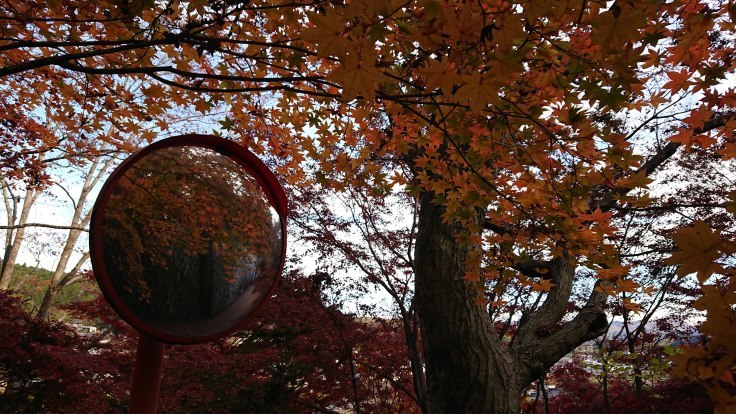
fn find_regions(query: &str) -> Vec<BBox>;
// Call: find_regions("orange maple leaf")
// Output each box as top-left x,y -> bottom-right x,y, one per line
463,271 -> 481,282
489,12 -> 526,52
666,221 -> 731,282
663,69 -> 692,92
597,265 -> 630,281
622,297 -> 642,313
668,128 -> 695,149
641,48 -> 661,69
416,59 -> 458,95
454,74 -> 501,112
301,11 -> 353,57
328,52 -> 387,100
530,278 -> 555,292
683,105 -> 714,130
617,278 -> 639,292
445,7 -> 483,44
578,208 -> 612,223
591,6 -> 639,50
720,369 -> 735,386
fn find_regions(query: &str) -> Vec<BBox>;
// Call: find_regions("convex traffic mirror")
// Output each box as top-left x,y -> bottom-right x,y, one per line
90,134 -> 287,344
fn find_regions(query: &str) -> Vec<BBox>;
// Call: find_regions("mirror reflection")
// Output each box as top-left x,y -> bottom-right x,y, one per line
101,145 -> 282,339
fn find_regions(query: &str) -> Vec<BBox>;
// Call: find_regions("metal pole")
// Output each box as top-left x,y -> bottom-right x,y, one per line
129,333 -> 165,414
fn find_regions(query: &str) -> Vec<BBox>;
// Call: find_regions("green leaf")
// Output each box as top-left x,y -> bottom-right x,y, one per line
219,117 -> 235,130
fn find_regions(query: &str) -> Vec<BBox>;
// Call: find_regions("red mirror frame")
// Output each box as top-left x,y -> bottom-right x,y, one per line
89,134 -> 288,344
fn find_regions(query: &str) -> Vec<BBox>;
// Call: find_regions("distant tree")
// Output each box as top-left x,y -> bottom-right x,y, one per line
522,353 -> 714,414
36,154 -> 119,319
0,270 -> 419,413
0,182 -> 41,289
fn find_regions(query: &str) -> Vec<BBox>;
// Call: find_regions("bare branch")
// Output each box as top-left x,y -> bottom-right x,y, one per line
0,223 -> 88,232
0,40 -> 171,77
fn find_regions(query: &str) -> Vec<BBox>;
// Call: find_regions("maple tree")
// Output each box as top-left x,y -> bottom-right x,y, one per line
2,0 -> 736,412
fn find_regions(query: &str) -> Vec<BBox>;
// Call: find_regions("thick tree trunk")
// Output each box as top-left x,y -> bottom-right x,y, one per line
414,192 -> 522,414
413,190 -> 611,413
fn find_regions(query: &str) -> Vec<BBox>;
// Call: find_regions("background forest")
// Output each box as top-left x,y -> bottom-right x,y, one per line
0,261 -> 717,413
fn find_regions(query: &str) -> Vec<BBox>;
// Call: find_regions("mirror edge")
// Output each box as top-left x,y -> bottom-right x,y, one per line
89,134 -> 288,345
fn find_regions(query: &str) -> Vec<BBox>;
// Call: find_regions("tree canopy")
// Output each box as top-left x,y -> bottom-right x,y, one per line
1,0 -> 736,412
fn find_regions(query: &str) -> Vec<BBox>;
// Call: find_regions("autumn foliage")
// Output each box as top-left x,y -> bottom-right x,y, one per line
0,272 -> 419,413
1,0 -> 736,412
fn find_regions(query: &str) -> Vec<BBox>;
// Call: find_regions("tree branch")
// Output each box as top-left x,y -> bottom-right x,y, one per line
592,112 -> 733,212
514,279 -> 609,384
58,61 -> 328,84
512,259 -> 552,280
0,40 -> 171,77
512,255 -> 576,350
0,223 -> 88,232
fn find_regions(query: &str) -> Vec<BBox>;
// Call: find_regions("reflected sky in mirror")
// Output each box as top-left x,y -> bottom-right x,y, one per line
101,146 -> 282,338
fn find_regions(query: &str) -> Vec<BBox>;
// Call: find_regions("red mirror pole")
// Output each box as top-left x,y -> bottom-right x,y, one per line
129,334 -> 165,414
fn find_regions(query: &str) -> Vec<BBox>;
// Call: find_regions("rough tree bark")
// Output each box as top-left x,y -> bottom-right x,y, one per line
415,191 -> 523,413
414,191 -> 609,413
1,180 -> 16,278
409,115 -> 735,412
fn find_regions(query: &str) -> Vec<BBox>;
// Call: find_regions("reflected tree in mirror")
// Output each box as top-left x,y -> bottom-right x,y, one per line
101,146 -> 282,338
